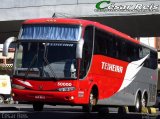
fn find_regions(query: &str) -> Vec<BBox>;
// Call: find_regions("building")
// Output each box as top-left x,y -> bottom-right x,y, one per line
0,44 -> 14,68
0,44 -> 14,75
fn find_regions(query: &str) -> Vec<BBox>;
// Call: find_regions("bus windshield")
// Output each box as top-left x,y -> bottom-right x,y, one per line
20,24 -> 81,41
14,42 -> 77,79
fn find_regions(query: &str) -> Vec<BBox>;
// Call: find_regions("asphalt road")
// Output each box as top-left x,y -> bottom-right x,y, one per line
0,104 -> 159,119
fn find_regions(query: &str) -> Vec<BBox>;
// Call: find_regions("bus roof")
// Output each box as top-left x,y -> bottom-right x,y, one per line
22,18 -> 156,51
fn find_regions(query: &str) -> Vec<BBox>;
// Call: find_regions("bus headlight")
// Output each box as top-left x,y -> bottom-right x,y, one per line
57,87 -> 75,92
12,84 -> 25,90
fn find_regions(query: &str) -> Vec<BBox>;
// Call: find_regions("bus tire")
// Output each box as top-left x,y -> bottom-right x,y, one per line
33,102 -> 44,111
135,94 -> 141,112
82,90 -> 97,113
129,94 -> 141,112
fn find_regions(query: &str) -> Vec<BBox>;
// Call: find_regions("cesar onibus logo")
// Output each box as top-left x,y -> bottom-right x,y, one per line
95,0 -> 111,10
95,0 -> 159,13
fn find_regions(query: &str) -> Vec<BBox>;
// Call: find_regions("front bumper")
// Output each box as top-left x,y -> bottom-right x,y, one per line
12,89 -> 85,105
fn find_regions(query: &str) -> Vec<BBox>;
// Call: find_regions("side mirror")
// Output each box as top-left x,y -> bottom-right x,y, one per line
3,37 -> 17,56
76,39 -> 84,59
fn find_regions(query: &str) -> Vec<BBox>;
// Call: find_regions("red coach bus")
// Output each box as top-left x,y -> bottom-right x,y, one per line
3,18 -> 157,112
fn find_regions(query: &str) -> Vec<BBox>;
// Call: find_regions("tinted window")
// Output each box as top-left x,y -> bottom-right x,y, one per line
80,26 -> 94,78
94,28 -> 157,69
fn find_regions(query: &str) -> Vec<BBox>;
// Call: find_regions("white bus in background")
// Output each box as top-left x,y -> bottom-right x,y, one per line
0,44 -> 14,103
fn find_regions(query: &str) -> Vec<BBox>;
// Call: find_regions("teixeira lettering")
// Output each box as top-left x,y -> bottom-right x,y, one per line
101,62 -> 123,73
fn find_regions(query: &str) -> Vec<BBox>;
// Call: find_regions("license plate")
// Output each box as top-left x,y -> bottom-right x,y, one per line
35,95 -> 45,99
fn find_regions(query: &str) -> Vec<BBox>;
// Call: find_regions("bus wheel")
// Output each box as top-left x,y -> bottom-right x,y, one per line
135,95 -> 141,112
33,102 -> 44,111
82,90 -> 97,113
129,95 -> 141,112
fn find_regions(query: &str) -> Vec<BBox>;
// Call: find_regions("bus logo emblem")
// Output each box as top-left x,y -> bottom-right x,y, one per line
39,85 -> 43,90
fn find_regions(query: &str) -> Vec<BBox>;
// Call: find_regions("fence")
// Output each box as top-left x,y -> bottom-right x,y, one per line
0,64 -> 13,75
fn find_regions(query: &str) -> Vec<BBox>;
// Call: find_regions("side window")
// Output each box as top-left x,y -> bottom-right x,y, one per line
94,28 -> 128,61
126,42 -> 139,62
143,48 -> 150,57
139,47 -> 143,59
107,36 -> 116,58
118,40 -> 127,61
126,43 -> 134,61
94,28 -> 115,57
133,45 -> 139,61
139,46 -> 157,69
94,29 -> 107,55
114,40 -> 119,58
142,47 -> 150,68
150,51 -> 157,69
80,26 -> 94,78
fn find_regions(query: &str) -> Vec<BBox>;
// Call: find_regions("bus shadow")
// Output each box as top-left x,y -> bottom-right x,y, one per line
0,107 -> 19,111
